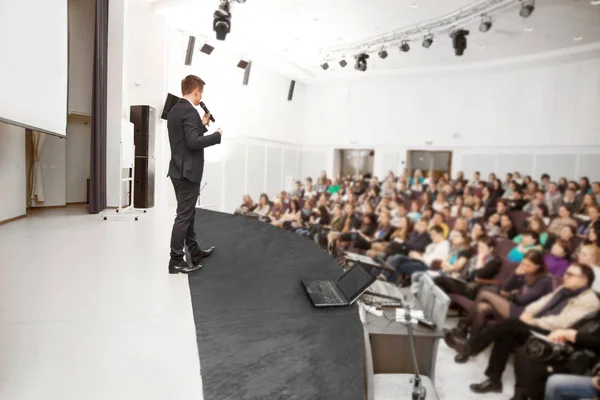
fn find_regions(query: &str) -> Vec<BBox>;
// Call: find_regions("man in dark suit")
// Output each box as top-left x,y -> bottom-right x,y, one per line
167,75 -> 222,274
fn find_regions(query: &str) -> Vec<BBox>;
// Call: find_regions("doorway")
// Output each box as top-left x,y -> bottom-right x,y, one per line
335,149 -> 375,179
407,150 -> 452,179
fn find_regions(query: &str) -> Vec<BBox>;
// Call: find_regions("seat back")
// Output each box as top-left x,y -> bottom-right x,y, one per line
509,211 -> 532,234
416,274 -> 451,329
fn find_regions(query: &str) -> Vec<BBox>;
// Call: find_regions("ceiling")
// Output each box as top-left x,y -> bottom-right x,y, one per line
152,0 -> 600,82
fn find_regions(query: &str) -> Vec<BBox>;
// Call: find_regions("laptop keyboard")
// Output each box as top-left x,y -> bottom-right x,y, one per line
314,281 -> 344,304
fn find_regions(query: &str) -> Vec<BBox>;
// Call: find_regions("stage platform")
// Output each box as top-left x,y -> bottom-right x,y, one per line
188,209 -> 365,400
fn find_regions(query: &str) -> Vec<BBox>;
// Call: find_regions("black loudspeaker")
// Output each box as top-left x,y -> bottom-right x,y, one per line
185,36 -> 196,66
288,80 -> 296,101
134,157 -> 155,209
130,105 -> 156,208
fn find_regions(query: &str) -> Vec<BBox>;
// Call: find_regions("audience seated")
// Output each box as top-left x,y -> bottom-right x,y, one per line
234,169 -> 600,398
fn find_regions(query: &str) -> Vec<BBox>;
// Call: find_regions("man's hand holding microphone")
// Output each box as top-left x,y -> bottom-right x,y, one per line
201,112 -> 223,136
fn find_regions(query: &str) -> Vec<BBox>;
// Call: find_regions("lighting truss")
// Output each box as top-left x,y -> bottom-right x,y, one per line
320,0 -> 521,59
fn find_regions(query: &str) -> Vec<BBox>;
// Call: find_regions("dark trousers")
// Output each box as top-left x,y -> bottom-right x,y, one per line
383,255 -> 428,282
170,177 -> 201,260
469,318 -> 549,381
514,347 -> 572,400
434,276 -> 472,298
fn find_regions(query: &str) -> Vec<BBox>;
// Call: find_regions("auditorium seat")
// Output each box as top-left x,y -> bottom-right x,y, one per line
508,211 -> 531,234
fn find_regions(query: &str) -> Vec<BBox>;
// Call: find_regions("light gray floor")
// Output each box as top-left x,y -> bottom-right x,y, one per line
0,206 -> 513,399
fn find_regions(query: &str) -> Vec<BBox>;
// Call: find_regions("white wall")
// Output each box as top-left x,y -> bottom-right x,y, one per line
160,28 -> 307,211
302,52 -> 600,181
0,123 -> 26,221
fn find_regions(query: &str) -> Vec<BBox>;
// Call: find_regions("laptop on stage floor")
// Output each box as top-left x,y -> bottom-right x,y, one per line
302,262 -> 376,307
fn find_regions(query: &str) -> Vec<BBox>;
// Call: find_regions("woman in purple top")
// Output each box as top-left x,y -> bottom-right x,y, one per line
450,250 -> 553,363
544,239 -> 571,277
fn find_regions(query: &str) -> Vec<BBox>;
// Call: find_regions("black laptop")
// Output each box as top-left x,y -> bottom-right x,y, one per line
302,262 -> 376,307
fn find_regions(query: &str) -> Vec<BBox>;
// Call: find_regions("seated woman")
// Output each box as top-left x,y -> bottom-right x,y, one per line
434,236 -> 501,300
265,197 -> 284,223
450,216 -> 468,237
449,250 -> 553,362
513,216 -> 549,247
450,195 -> 465,217
312,203 -> 344,247
547,205 -> 578,237
499,214 -> 517,240
327,203 -> 361,254
300,198 -> 315,224
379,225 -> 449,284
444,262 -> 600,394
433,192 -> 449,213
472,194 -> 486,219
252,193 -> 271,220
424,230 -> 472,280
407,200 -> 422,222
366,216 -> 412,260
336,213 -> 386,252
271,198 -> 301,229
577,243 -> 600,292
578,204 -> 600,238
234,195 -> 256,215
470,222 -> 486,247
296,205 -> 331,238
506,230 -> 543,263
544,239 -> 571,277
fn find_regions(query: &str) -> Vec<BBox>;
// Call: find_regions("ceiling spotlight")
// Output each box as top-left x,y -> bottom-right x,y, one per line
519,1 -> 535,18
451,29 -> 469,56
591,0 -> 600,5
479,16 -> 492,32
573,36 -> 583,41
524,26 -> 534,32
321,62 -> 329,70
400,41 -> 410,52
213,1 -> 232,41
422,35 -> 433,48
354,53 -> 369,72
339,59 -> 347,67
378,48 -> 388,59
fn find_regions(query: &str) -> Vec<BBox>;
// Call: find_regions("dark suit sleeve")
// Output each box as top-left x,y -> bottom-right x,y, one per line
182,110 -> 222,150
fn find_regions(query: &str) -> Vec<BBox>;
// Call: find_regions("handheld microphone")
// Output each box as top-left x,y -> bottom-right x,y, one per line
199,102 -> 216,122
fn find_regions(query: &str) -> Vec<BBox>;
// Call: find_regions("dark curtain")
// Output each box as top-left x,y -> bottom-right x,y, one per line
89,0 -> 109,214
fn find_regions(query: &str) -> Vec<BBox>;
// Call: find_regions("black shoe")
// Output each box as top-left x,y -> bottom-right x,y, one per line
450,319 -> 469,339
169,259 -> 202,274
470,379 -> 503,394
191,246 -> 215,266
443,329 -> 471,357
454,353 -> 470,363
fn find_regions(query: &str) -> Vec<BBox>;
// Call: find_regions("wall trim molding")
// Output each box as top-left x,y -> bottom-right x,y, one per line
0,214 -> 27,225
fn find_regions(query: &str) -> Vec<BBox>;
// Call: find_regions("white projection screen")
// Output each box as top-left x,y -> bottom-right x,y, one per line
0,0 -> 68,136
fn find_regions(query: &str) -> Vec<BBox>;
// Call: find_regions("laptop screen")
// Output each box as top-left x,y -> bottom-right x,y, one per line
336,263 -> 375,302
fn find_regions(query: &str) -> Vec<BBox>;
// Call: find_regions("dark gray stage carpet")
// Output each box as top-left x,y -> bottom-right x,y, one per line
188,210 -> 364,400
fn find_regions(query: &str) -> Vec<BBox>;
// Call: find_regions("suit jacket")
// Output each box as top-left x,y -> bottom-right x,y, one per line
167,99 -> 221,184
525,287 -> 600,331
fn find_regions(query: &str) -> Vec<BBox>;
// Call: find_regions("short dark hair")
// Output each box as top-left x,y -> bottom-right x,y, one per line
523,230 -> 540,244
571,262 -> 595,288
541,173 -> 550,180
306,177 -> 313,183
478,235 -> 496,249
181,75 -> 205,96
429,225 -> 444,236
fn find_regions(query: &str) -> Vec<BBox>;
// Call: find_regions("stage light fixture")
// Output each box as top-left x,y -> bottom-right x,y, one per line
321,62 -> 329,70
378,48 -> 388,59
339,59 -> 347,67
519,1 -> 534,18
400,41 -> 410,52
479,16 -> 492,32
354,53 -> 369,72
451,29 -> 469,56
422,36 -> 433,48
213,1 -> 232,41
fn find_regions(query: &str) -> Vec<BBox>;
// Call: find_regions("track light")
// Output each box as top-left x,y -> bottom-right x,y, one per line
339,59 -> 347,68
213,1 -> 231,41
354,53 -> 369,72
378,48 -> 388,59
400,41 -> 410,52
479,16 -> 492,32
321,62 -> 329,70
422,36 -> 433,48
519,1 -> 534,18
450,29 -> 469,56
